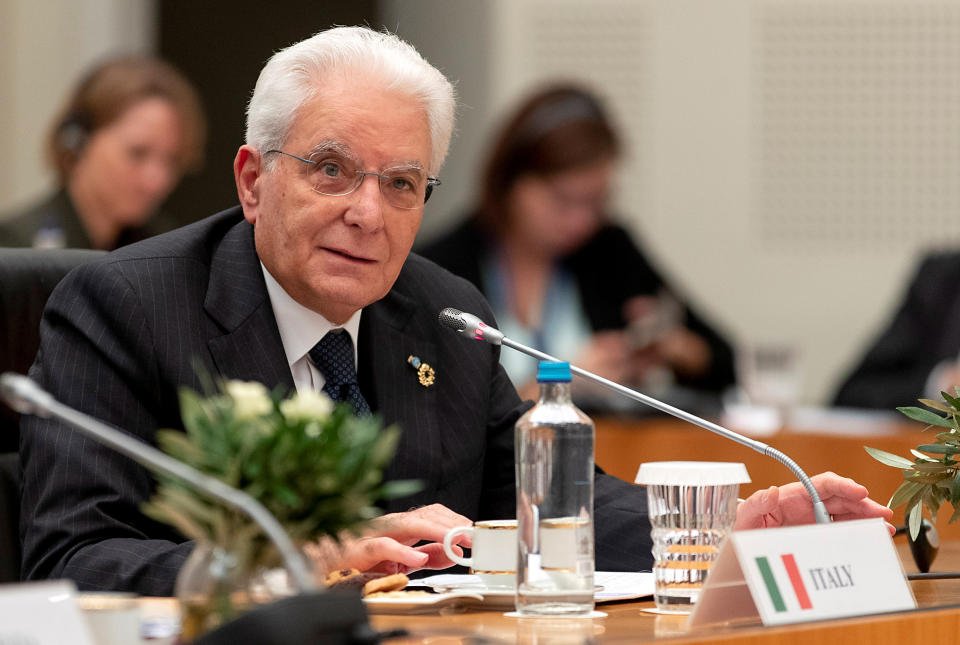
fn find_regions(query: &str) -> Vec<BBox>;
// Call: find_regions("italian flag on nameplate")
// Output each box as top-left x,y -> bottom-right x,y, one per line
754,554 -> 813,611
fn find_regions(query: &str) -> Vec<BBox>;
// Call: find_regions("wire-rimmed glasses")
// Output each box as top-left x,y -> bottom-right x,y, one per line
265,149 -> 440,210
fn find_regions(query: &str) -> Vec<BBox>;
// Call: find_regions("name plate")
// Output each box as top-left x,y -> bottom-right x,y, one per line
0,580 -> 95,644
689,518 -> 915,627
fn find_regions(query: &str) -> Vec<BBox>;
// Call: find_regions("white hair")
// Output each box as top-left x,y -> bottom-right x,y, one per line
246,26 -> 456,174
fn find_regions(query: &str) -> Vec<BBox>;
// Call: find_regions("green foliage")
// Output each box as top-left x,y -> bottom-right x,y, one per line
143,381 -> 419,571
866,389 -> 960,540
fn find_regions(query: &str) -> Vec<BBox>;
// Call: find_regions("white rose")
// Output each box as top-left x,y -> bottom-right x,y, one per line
225,380 -> 272,420
280,390 -> 333,424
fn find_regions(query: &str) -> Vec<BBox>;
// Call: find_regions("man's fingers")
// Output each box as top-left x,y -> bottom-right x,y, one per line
408,542 -> 459,572
373,504 -> 473,545
373,516 -> 472,547
373,543 -> 462,575
330,536 -> 430,573
733,486 -> 780,530
808,472 -> 868,501
822,496 -> 894,521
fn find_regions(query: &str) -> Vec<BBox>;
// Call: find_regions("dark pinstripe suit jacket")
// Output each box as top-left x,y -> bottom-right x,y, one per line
20,207 -> 651,595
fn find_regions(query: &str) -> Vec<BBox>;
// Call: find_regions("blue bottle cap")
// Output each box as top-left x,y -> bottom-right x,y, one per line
537,361 -> 571,382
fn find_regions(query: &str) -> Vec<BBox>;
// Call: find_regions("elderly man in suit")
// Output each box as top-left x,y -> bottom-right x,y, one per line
20,26 -> 891,595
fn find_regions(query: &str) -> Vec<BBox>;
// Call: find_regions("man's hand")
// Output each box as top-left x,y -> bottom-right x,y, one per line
305,503 -> 473,577
734,472 -> 894,532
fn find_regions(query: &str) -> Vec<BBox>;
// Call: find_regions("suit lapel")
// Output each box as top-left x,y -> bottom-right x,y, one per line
204,219 -> 294,392
358,283 -> 442,504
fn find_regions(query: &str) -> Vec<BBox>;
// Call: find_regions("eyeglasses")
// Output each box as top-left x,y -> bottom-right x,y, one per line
264,149 -> 440,210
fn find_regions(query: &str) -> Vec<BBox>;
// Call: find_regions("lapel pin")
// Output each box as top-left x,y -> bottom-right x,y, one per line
407,355 -> 436,387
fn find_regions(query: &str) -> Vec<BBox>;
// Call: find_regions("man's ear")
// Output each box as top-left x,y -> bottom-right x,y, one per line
234,145 -> 263,223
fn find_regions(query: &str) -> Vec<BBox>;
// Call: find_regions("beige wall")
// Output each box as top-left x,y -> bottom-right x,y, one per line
0,0 -> 154,215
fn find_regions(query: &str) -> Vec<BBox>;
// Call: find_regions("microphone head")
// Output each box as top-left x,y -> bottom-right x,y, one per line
438,308 -> 504,345
438,307 -> 467,332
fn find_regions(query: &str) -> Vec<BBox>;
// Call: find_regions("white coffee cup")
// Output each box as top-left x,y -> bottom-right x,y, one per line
443,519 -> 517,588
77,592 -> 140,645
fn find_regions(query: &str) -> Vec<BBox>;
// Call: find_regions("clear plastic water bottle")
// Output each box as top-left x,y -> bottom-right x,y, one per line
515,361 -> 595,616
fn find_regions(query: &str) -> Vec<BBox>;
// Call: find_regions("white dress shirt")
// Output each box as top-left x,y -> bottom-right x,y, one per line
260,263 -> 362,394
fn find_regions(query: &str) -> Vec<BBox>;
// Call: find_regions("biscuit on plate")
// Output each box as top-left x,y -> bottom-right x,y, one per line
324,568 -> 361,586
363,573 -> 409,596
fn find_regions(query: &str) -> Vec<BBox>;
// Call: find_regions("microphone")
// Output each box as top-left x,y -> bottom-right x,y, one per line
1,372 -> 317,592
438,307 -> 831,525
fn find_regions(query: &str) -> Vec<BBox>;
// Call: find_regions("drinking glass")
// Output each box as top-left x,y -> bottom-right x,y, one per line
635,461 -> 750,613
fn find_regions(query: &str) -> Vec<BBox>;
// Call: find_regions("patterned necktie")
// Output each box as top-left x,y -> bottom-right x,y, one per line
308,330 -> 371,416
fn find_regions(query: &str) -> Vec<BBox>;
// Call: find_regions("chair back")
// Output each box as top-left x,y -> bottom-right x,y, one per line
0,247 -> 105,582
0,248 -> 105,450
0,453 -> 19,582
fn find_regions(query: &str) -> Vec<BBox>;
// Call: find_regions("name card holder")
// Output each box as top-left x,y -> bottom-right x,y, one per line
689,518 -> 915,627
0,580 -> 96,644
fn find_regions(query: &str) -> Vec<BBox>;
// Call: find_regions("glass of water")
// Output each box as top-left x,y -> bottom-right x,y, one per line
635,462 -> 750,613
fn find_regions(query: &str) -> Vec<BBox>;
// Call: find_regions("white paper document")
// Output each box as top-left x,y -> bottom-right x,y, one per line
412,570 -> 655,603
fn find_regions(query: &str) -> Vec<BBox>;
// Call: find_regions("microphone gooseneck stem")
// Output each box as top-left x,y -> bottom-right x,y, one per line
500,337 -> 832,525
5,374 -> 317,591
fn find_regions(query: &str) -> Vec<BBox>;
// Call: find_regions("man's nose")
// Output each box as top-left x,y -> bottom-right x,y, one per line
344,172 -> 385,231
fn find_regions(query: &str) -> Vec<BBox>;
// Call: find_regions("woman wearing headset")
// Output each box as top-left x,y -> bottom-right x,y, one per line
0,56 -> 205,250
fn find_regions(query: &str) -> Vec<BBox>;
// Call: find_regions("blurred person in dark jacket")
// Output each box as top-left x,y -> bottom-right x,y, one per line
834,251 -> 960,410
420,84 -> 735,405
0,55 -> 206,250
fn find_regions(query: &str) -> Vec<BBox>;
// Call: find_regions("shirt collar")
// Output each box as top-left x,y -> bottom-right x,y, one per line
260,263 -> 362,368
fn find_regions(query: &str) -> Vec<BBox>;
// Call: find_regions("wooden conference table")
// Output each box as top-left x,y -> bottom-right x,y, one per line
593,411 -> 960,539
138,542 -> 960,644
368,542 -> 960,644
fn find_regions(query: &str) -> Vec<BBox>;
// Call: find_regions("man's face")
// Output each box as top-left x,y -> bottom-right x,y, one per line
240,75 -> 432,323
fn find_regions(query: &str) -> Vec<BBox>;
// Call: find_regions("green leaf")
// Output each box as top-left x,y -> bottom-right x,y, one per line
905,472 -> 951,484
943,390 -> 960,410
888,480 -> 925,510
909,501 -> 923,540
925,489 -> 942,516
864,446 -> 915,469
142,499 -> 208,542
380,479 -> 423,499
920,398 -> 954,413
909,449 -> 939,462
951,505 -> 960,524
911,461 -> 954,473
178,388 -> 210,434
897,406 -> 954,429
916,443 -> 960,455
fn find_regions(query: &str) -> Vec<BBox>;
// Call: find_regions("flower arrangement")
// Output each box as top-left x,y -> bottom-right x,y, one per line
144,379 -> 418,574
865,389 -> 960,539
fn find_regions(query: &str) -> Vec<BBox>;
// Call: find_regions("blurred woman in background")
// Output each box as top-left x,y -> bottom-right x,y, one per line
421,84 -> 735,406
0,55 -> 206,250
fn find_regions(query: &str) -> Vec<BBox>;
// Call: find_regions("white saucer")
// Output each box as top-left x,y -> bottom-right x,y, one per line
504,610 -> 607,619
363,591 -> 484,614
424,583 -> 516,609
411,572 -> 653,608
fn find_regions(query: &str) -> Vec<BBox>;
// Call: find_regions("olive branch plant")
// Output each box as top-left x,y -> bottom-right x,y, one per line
865,388 -> 960,540
143,379 -> 419,574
